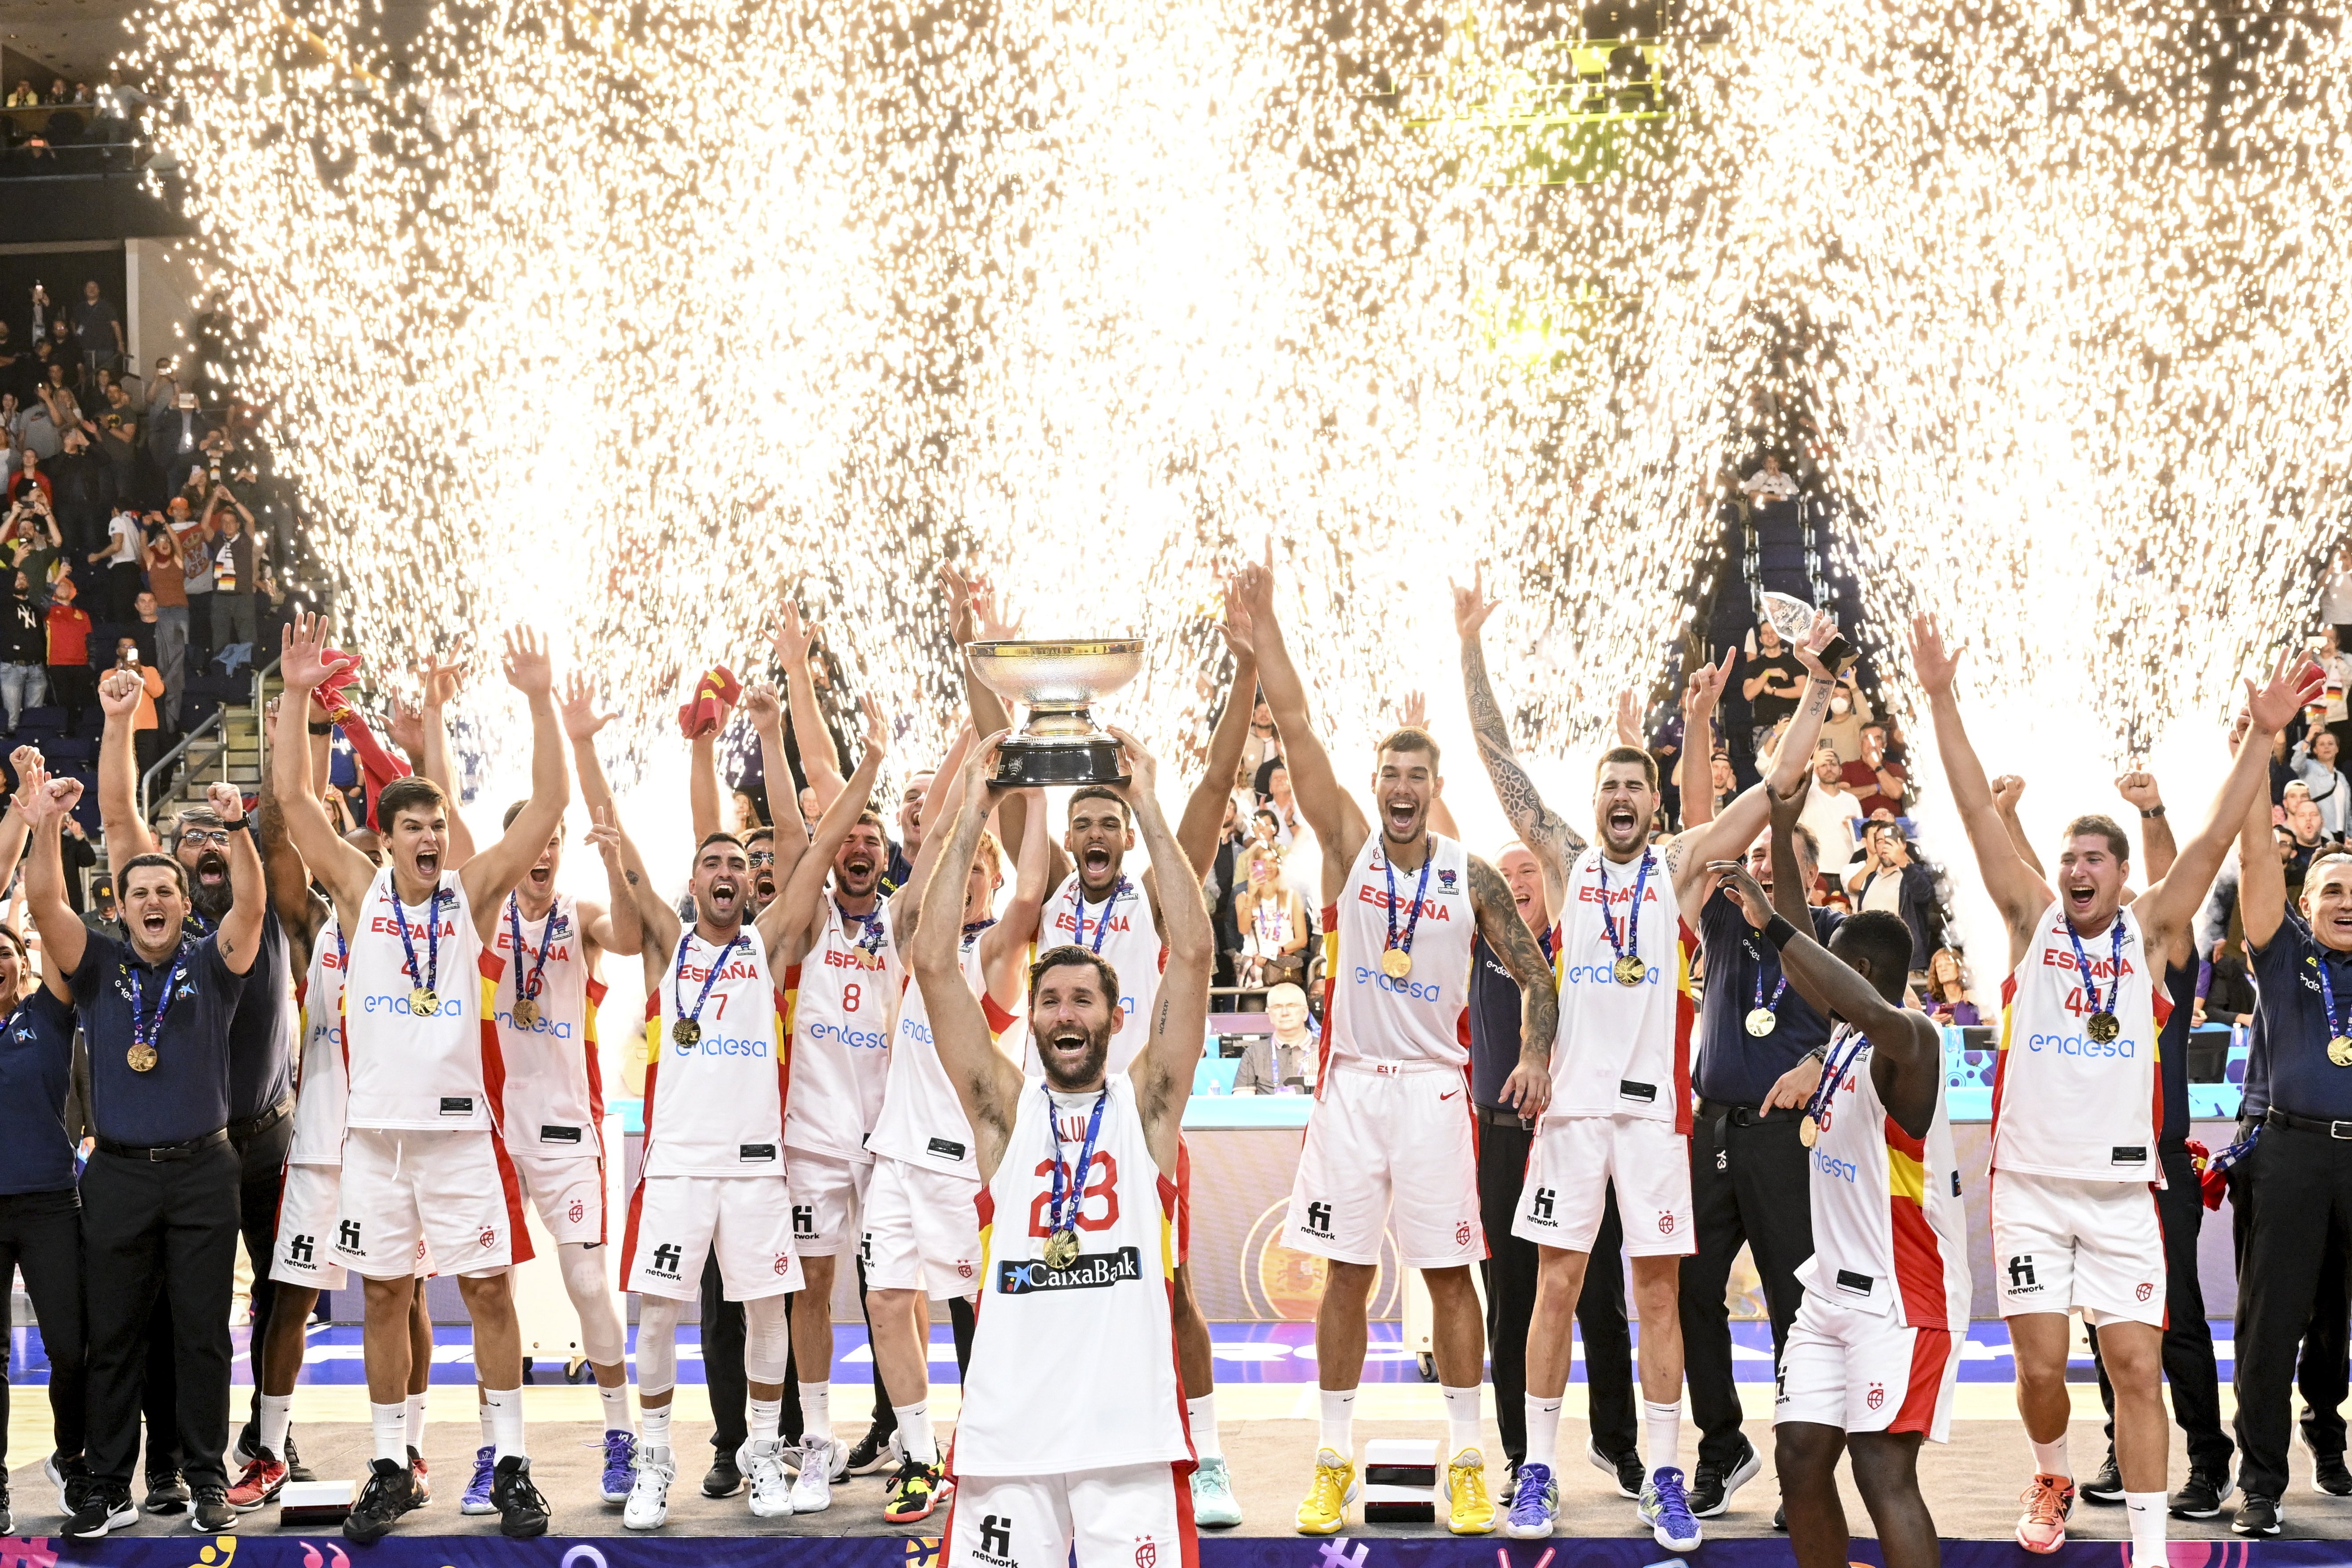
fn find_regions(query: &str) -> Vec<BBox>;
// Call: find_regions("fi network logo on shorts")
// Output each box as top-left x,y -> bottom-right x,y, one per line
1303,1201 -> 1333,1238
648,1242 -> 682,1280
975,1514 -> 1016,1566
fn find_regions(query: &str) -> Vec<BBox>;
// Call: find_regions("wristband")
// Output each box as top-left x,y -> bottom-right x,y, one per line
1764,914 -> 1799,951
307,721 -> 333,736
1805,1044 -> 1829,1065
2139,804 -> 2165,819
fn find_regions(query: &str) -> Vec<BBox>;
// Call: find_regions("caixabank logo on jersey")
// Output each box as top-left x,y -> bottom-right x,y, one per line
996,1244 -> 1143,1294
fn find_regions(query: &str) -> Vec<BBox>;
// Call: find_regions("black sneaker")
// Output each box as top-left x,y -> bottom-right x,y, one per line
1689,1435 -> 1762,1518
2233,1494 -> 2283,1536
2315,1452 -> 2352,1497
1773,1503 -> 1788,1532
191,1484 -> 236,1532
344,1457 -> 419,1544
2082,1454 -> 2126,1504
846,1419 -> 897,1475
703,1451 -> 744,1498
2171,1470 -> 2233,1519
491,1455 -> 549,1539
144,1471 -> 190,1515
0,1476 -> 12,1535
286,1426 -> 315,1484
234,1418 -> 261,1467
45,1451 -> 90,1513
1588,1440 -> 1644,1500
66,1486 -> 137,1540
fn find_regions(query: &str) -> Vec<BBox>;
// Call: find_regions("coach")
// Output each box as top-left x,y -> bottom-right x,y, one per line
1679,816 -> 1841,1521
22,770 -> 265,1540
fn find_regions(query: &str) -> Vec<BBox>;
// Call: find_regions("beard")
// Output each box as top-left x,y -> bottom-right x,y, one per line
1034,1019 -> 1114,1091
190,851 -> 234,923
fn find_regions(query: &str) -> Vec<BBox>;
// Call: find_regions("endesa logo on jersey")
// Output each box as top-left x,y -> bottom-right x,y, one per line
1561,961 -> 1658,987
1811,1147 -> 1859,1184
360,991 -> 463,1017
805,1020 -> 887,1050
670,1032 -> 773,1060
1351,965 -> 1442,1002
1356,885 -> 1452,921
495,1006 -> 574,1038
996,1244 -> 1143,1294
2023,1031 -> 2137,1059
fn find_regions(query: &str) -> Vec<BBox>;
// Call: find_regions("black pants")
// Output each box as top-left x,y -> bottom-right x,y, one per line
141,1111 -> 292,1464
2088,1142 -> 2232,1478
0,1186 -> 86,1464
1477,1113 -> 1636,1467
1681,1104 -> 1814,1471
46,664 -> 92,737
81,1141 -> 240,1491
2231,1125 -> 2349,1468
2232,1121 -> 2352,1499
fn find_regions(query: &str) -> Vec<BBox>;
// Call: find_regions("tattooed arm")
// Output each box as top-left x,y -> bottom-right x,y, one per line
1456,571 -> 1583,915
1469,853 -> 1555,1117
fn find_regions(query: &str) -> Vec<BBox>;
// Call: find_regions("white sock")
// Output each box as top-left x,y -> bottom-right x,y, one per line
641,1405 -> 673,1455
799,1381 -> 832,1444
895,1401 -> 937,1467
1186,1393 -> 1222,1462
370,1401 -> 408,1466
1525,1393 -> 1563,1469
482,1385 -> 526,1463
599,1382 -> 631,1435
478,1400 -> 496,1447
2125,1491 -> 2168,1566
1319,1387 -> 1357,1455
258,1392 -> 293,1460
1642,1399 -> 1681,1474
403,1390 -> 427,1453
1440,1385 -> 1482,1456
749,1395 -> 783,1445
2031,1434 -> 2070,1478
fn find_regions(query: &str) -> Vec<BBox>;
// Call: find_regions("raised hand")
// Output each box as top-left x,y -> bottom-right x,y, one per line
1910,613 -> 1963,698
560,671 -> 615,740
1451,565 -> 1501,641
582,802 -> 625,860
859,692 -> 890,760
1990,774 -> 2025,813
2114,770 -> 2162,812
971,578 -> 1021,642
97,666 -> 142,719
939,564 -> 977,646
1683,648 -> 1736,715
738,680 -> 783,734
1219,571 -> 1256,660
1105,724 -> 1159,802
383,697 -> 425,760
1614,689 -> 1644,749
1708,858 -> 1774,930
416,649 -> 467,710
1397,690 -> 1428,731
769,597 -> 815,667
280,613 -> 353,690
965,729 -> 1013,799
2245,646 -> 2327,735
1791,616 -> 1837,680
501,626 -> 553,697
206,780 -> 246,822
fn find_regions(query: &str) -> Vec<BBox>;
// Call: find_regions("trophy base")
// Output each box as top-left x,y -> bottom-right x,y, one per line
992,737 -> 1130,787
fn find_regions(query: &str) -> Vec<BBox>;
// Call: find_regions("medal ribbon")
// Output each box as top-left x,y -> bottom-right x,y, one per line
127,944 -> 190,1059
1806,1025 -> 1871,1128
390,883 -> 449,996
1045,1084 -> 1110,1243
1598,851 -> 1653,966
1749,933 -> 1787,1016
1069,877 -> 1131,956
506,894 -> 556,1008
842,899 -> 886,956
2062,914 -> 2128,1020
2316,947 -> 2352,1043
672,931 -> 744,1032
1383,851 -> 1435,958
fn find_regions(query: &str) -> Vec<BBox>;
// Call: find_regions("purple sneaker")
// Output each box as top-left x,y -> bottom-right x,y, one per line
460,1445 -> 497,1516
600,1430 -> 637,1504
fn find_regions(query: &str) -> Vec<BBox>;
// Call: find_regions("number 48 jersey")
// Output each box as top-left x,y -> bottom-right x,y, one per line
1993,903 -> 2166,1184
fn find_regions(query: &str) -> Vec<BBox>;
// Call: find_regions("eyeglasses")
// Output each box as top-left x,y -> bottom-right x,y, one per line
748,850 -> 776,867
178,829 -> 233,847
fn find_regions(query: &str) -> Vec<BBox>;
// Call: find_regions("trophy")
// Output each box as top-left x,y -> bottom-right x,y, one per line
1758,591 -> 1858,677
965,639 -> 1146,785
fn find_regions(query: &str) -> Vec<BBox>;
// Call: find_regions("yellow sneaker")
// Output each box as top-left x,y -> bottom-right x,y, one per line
1444,1446 -> 1496,1535
1295,1447 -> 1357,1536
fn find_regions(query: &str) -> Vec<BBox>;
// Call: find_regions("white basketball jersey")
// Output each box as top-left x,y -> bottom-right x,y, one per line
288,917 -> 349,1166
1041,871 -> 1163,1073
783,899 -> 901,1162
641,929 -> 788,1178
1323,832 -> 1475,1071
340,867 -> 501,1132
1993,903 -> 2166,1183
1798,1028 -> 1971,1330
954,1074 -> 1190,1476
491,894 -> 606,1163
869,927 -> 1014,1178
1549,847 -> 1695,1129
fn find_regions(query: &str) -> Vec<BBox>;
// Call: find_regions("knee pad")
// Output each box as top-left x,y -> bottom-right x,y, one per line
557,1243 -> 626,1365
634,1294 -> 684,1397
743,1295 -> 792,1385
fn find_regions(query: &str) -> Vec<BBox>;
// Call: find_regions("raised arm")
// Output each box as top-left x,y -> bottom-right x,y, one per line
772,600 -> 845,810
1174,576 -> 1258,883
686,727 -> 725,846
1911,613 -> 2049,959
1109,727 -> 1212,1168
19,764 -> 86,983
414,652 -> 476,864
912,736 -> 1027,1180
979,786 -> 1051,996
208,780 -> 266,975
1990,774 -> 2045,878
1239,555 -> 1365,886
888,722 -> 973,950
737,680 -> 810,895
1671,622 -> 1838,888
1456,568 -> 1582,914
273,614 -> 378,929
95,666 -> 157,866
2238,771 -> 2287,951
2115,770 -> 2176,887
256,713 -> 318,947
581,804 -> 647,959
758,695 -> 887,965
1469,851 -> 1556,1118
458,627 -> 570,931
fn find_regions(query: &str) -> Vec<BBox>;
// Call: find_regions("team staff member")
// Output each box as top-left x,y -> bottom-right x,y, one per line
26,769 -> 267,1539
1472,843 -> 1642,1493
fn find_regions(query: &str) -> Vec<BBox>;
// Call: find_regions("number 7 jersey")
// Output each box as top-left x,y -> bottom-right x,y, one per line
639,931 -> 790,1178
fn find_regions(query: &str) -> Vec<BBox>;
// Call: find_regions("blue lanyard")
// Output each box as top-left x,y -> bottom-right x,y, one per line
2063,914 -> 2128,1016
2316,947 -> 2352,1041
672,931 -> 743,1029
1069,877 -> 1130,955
1807,1026 -> 1871,1125
840,898 -> 885,956
390,884 -> 448,993
1045,1085 -> 1110,1237
1598,851 -> 1653,959
1750,934 -> 1787,1014
1384,850 -> 1434,956
506,895 -> 556,1005
127,945 -> 190,1052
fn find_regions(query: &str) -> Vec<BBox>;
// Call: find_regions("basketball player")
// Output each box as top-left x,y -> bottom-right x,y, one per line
271,613 -> 573,1542
1912,617 -> 2314,1565
1457,574 -> 1837,1547
606,704 -> 890,1528
863,739 -> 1047,1523
1707,785 -> 1967,1568
921,727 -> 1211,1568
962,568 -> 1259,1522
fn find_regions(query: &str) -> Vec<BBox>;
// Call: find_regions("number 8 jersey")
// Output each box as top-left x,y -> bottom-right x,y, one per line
783,899 -> 901,1162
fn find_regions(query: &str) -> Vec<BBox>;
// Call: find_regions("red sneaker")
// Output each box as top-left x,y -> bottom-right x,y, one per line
2016,1472 -> 2076,1553
409,1447 -> 432,1505
225,1452 -> 287,1512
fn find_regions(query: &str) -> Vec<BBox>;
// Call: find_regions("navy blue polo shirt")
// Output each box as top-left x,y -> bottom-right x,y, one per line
2157,959 -> 2195,1146
1468,926 -> 1554,1114
1694,888 -> 1845,1107
0,986 -> 77,1193
70,929 -> 246,1147
223,907 -> 294,1120
2247,914 -> 2352,1122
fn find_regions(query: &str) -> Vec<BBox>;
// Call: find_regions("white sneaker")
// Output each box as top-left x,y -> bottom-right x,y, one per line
790,1436 -> 838,1514
623,1449 -> 674,1531
744,1439 -> 795,1519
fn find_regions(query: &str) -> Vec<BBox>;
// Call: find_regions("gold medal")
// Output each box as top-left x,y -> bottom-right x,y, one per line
2086,1011 -> 2120,1044
511,997 -> 539,1029
2331,1036 -> 2352,1068
1798,1114 -> 1819,1148
126,1042 -> 157,1072
1613,954 -> 1646,987
672,1017 -> 702,1047
408,987 -> 438,1016
1744,1007 -> 1777,1037
1380,947 -> 1413,979
1043,1228 -> 1081,1270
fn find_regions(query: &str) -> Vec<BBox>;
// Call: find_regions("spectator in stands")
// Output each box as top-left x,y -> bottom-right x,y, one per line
1261,760 -> 1303,849
143,359 -> 178,421
43,573 -> 90,738
86,503 -> 139,623
1704,746 -> 1736,818
40,324 -> 75,391
1840,721 -> 1910,817
0,330 -> 25,404
72,282 -> 122,380
1232,981 -> 1318,1095
1797,743 -> 1860,875
47,428 -> 105,562
16,390 -> 62,464
1846,819 -> 1935,975
2197,937 -> 2255,1028
203,491 -> 257,662
1234,847 -> 1309,991
130,589 -> 159,666
1918,947 -> 1981,1026
0,568 -> 45,734
1739,452 -> 1799,503
2290,728 -> 2352,838
82,875 -> 116,934
2323,544 -> 2352,646
172,496 -> 212,669
152,394 -> 208,499
113,637 -> 165,783
1741,620 -> 1804,754
4,82 -> 35,109
1241,692 -> 1282,789
2318,627 -> 2352,754
6,499 -> 61,607
141,520 -> 186,728
1816,673 -> 1873,762
42,80 -> 68,107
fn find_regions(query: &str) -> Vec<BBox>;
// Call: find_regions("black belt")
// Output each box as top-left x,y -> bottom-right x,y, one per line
229,1092 -> 295,1144
94,1128 -> 229,1162
2265,1107 -> 2352,1140
1473,1103 -> 1533,1130
1698,1098 -> 1802,1128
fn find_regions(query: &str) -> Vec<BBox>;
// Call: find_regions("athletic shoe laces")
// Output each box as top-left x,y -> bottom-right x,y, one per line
2021,1475 -> 2070,1525
1510,1463 -> 1553,1516
1653,1469 -> 1696,1527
